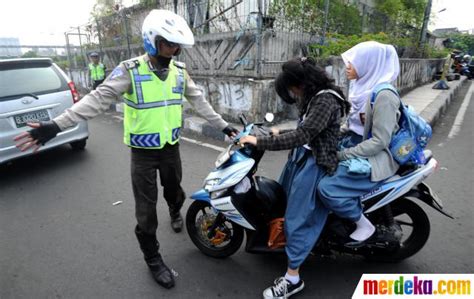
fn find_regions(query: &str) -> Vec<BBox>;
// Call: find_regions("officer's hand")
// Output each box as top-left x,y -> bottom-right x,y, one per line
14,121 -> 61,152
222,126 -> 239,138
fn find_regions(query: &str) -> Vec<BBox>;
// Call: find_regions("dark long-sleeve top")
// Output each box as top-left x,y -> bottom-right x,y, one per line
256,93 -> 344,174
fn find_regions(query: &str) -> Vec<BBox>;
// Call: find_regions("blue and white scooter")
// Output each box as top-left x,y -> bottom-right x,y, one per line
185,114 -> 453,262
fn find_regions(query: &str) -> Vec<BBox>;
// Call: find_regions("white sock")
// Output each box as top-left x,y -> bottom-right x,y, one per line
285,272 -> 300,285
350,214 -> 376,241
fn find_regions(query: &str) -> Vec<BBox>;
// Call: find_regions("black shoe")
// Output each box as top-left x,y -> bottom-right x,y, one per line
146,255 -> 175,289
170,212 -> 183,233
262,277 -> 305,299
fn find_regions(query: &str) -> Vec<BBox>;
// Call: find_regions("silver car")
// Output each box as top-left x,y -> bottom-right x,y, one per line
0,58 -> 89,164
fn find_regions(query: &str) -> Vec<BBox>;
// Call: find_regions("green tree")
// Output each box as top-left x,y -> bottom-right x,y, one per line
450,34 -> 474,55
21,50 -> 38,58
374,0 -> 426,37
269,0 -> 362,35
328,0 -> 362,35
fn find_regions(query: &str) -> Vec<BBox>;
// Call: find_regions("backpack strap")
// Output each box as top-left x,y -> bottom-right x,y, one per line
306,89 -> 345,115
370,83 -> 399,108
315,89 -> 345,101
368,83 -> 401,139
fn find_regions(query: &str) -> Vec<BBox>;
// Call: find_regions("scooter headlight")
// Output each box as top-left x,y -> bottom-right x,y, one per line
204,178 -> 221,189
210,188 -> 228,199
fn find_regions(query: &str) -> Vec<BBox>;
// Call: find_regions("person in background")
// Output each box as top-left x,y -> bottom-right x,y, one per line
88,52 -> 106,90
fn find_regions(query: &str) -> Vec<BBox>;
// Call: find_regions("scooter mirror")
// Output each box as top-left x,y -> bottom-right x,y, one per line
239,113 -> 248,126
264,113 -> 274,123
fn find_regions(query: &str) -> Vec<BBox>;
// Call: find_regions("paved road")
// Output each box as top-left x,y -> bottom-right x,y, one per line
1,82 -> 473,298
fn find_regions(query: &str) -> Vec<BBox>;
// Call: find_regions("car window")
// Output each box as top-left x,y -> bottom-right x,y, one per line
0,65 -> 68,101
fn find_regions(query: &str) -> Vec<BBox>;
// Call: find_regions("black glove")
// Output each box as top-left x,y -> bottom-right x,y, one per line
29,121 -> 61,145
222,126 -> 239,137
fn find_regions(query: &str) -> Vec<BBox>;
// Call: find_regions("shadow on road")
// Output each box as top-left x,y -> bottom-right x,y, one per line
0,146 -> 91,187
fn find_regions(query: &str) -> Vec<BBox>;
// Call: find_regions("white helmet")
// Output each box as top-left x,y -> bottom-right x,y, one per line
142,9 -> 194,56
463,54 -> 471,63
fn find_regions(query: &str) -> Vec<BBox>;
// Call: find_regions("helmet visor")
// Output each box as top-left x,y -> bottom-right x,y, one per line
162,39 -> 181,49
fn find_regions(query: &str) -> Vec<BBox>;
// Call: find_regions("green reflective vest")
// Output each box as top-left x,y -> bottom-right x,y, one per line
89,63 -> 105,81
123,56 -> 185,149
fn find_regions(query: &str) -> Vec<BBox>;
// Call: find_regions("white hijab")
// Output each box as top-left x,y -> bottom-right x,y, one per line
341,41 -> 400,135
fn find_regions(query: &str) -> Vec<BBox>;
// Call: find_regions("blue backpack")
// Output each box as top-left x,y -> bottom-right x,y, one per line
370,83 -> 432,165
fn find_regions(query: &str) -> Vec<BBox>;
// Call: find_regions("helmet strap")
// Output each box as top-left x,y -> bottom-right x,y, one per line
155,55 -> 172,69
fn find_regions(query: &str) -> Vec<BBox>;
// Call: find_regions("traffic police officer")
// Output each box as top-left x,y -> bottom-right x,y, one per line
88,52 -> 106,90
15,9 -> 238,289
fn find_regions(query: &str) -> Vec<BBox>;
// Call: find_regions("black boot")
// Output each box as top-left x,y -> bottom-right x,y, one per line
170,212 -> 183,233
135,226 -> 175,288
145,254 -> 175,289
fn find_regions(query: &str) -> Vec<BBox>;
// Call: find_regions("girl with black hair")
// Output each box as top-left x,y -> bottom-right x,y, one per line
240,57 -> 350,299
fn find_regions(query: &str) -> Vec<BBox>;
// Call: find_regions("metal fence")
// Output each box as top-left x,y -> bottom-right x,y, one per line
69,0 -> 416,79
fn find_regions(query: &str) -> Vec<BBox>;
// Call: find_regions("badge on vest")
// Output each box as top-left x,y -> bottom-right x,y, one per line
172,72 -> 184,94
124,60 -> 140,70
110,67 -> 124,79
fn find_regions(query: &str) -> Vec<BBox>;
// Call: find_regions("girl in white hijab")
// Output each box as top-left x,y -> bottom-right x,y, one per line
318,41 -> 402,246
343,41 -> 400,135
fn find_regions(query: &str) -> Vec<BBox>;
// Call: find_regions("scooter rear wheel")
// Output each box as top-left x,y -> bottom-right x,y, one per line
186,200 -> 244,258
365,198 -> 430,262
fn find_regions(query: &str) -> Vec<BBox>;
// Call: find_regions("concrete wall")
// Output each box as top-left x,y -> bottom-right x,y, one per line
69,56 -> 444,123
188,76 -> 292,123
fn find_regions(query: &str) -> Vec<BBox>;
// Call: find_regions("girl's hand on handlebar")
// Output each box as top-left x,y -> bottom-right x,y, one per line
270,128 -> 279,136
239,135 -> 257,146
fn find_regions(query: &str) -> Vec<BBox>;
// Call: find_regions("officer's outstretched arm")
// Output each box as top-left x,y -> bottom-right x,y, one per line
14,64 -> 131,151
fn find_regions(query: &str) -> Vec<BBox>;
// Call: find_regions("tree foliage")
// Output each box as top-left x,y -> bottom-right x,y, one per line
374,0 -> 426,37
269,0 -> 362,35
449,34 -> 474,55
309,32 -> 449,59
21,50 -> 39,58
88,0 -> 129,48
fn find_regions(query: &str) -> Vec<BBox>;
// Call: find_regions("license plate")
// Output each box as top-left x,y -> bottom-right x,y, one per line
14,110 -> 50,128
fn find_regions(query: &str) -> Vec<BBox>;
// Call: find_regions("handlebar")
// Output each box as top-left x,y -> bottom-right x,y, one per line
233,114 -> 272,145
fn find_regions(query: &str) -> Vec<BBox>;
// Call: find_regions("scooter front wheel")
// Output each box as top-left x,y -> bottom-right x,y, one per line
186,200 -> 244,258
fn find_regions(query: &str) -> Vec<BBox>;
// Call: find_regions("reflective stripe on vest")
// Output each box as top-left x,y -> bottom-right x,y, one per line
122,56 -> 185,149
124,98 -> 183,109
89,63 -> 105,81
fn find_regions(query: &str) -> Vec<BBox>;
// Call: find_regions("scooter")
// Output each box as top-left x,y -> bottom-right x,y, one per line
186,114 -> 453,262
452,54 -> 472,79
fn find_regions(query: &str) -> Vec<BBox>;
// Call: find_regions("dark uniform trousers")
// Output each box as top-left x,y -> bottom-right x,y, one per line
131,143 -> 186,239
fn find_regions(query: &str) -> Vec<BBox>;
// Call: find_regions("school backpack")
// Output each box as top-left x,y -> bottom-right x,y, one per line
370,83 -> 432,165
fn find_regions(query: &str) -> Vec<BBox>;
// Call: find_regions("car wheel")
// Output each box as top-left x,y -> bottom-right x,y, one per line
70,139 -> 87,150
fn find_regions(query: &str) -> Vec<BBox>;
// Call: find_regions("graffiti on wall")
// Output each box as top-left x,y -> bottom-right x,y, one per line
196,80 -> 252,111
